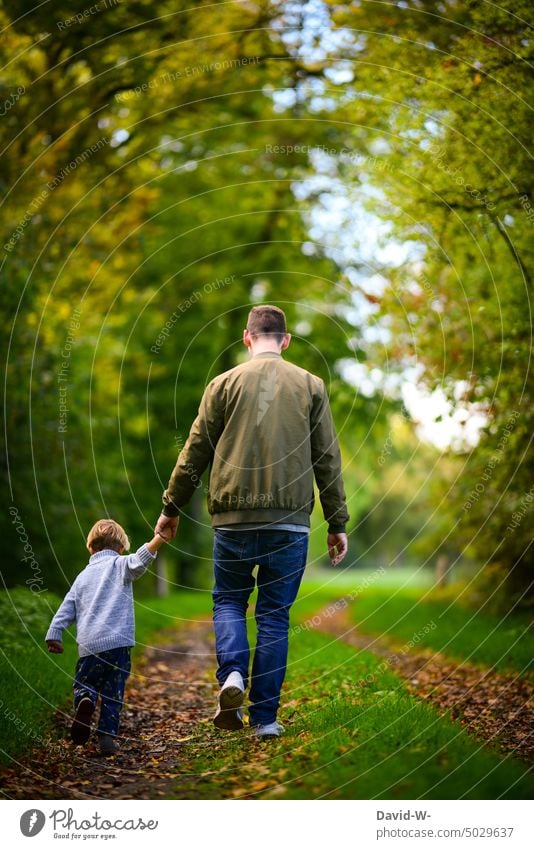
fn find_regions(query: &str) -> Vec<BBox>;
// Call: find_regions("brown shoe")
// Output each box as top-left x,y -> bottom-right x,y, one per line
98,733 -> 120,756
71,696 -> 95,745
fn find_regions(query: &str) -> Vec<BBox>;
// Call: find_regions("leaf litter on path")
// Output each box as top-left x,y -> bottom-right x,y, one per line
0,621 -> 217,799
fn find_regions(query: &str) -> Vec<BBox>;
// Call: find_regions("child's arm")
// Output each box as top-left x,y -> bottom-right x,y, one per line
45,585 -> 77,653
147,532 -> 170,554
120,533 -> 169,581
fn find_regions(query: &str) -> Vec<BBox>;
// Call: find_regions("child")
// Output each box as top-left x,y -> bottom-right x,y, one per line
45,518 -> 169,755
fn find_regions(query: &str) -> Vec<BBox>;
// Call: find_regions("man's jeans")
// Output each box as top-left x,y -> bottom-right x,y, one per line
212,528 -> 308,726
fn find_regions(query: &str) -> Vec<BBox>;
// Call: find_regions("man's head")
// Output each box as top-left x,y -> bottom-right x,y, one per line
86,519 -> 130,555
244,305 -> 291,354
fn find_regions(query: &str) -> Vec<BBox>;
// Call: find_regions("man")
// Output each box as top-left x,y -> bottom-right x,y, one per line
155,305 -> 349,738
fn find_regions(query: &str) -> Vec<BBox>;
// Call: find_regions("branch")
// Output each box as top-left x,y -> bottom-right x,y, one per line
489,213 -> 532,289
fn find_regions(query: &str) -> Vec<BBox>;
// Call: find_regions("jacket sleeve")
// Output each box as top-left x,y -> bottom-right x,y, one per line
162,379 -> 225,516
117,543 -> 157,582
310,380 -> 350,534
45,584 -> 77,642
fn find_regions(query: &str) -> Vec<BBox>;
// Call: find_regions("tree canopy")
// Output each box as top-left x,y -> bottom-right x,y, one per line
1,1 -> 531,609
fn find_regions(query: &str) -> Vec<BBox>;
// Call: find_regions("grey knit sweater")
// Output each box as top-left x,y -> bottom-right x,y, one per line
45,544 -> 156,657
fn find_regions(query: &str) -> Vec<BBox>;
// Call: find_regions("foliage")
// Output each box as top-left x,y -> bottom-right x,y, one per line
314,0 -> 534,606
0,0 -> 411,594
1,1 -> 530,610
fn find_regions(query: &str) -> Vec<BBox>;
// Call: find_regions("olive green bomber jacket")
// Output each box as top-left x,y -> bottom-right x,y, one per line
162,351 -> 349,533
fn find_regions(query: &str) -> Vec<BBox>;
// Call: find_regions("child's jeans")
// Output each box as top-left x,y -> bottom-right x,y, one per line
73,646 -> 131,737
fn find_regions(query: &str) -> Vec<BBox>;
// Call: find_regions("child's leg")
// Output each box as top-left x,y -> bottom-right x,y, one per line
97,647 -> 131,737
71,654 -> 105,744
73,655 -> 100,708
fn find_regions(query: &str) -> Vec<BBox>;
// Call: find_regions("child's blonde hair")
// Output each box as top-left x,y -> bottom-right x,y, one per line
86,519 -> 130,554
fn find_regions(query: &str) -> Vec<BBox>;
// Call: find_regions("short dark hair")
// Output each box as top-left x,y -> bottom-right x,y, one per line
246,305 -> 287,344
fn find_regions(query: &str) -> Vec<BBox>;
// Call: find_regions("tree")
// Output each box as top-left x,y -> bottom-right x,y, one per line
321,0 -> 534,607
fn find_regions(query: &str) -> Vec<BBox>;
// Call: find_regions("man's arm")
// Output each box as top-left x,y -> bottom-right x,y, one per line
156,379 -> 225,537
310,380 -> 349,565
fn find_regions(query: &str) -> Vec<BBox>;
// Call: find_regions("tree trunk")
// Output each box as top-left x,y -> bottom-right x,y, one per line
155,548 -> 169,597
435,554 -> 450,587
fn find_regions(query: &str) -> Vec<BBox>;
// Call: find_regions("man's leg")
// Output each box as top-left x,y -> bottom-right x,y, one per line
212,530 -> 255,687
249,531 -> 308,728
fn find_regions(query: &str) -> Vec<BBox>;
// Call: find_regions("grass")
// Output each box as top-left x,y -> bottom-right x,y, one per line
170,627 -> 533,800
1,584 -> 532,800
345,588 -> 532,673
304,564 -> 436,590
291,577 -> 534,673
0,587 -> 210,765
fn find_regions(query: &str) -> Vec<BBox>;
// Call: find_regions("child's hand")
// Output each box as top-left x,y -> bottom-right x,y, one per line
147,530 -> 172,553
47,640 -> 64,654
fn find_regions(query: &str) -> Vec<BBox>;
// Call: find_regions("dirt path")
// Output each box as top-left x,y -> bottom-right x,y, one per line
2,607 -> 532,800
0,621 -> 217,799
312,604 -> 534,764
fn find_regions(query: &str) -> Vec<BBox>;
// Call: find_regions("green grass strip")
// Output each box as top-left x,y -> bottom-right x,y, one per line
171,628 -> 533,800
293,583 -> 533,673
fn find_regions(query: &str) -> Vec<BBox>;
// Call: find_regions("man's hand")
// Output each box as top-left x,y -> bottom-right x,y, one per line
47,640 -> 64,654
327,532 -> 348,566
155,513 -> 179,541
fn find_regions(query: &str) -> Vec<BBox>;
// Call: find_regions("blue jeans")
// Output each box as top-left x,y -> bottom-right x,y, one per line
212,529 -> 308,726
73,646 -> 131,737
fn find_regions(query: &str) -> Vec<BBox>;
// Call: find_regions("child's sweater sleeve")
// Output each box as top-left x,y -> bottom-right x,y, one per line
117,543 -> 157,582
45,584 -> 77,642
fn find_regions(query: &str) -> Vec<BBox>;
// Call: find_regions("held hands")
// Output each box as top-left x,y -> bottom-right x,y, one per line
328,532 -> 348,567
154,513 -> 179,541
147,521 -> 177,554
156,529 -> 173,542
47,640 -> 64,654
